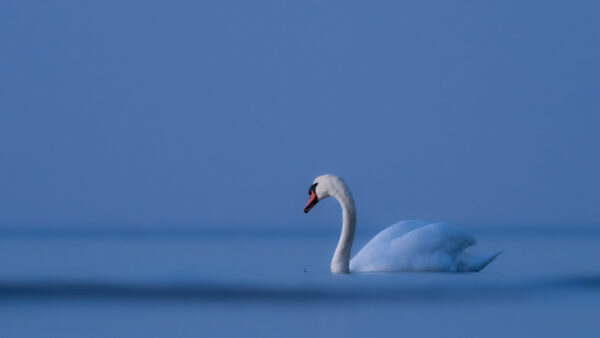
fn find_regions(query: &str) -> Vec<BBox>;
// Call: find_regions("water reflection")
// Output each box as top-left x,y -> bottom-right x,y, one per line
0,275 -> 597,303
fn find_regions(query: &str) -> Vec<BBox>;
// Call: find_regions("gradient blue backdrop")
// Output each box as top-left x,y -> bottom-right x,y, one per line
1,1 -> 599,229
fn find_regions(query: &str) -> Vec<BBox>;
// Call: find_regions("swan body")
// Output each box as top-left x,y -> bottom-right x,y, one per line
349,220 -> 500,273
304,174 -> 500,274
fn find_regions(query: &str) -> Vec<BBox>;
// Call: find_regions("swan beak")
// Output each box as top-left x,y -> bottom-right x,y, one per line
304,191 -> 319,213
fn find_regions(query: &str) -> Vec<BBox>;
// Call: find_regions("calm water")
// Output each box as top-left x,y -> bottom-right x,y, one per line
0,225 -> 599,338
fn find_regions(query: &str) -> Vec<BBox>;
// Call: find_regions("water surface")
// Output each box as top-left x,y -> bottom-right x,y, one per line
0,226 -> 598,337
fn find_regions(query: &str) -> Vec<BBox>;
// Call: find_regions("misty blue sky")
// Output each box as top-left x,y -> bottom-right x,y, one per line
1,1 -> 599,229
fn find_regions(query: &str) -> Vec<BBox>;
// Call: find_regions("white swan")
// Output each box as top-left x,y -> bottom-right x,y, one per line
303,174 -> 501,274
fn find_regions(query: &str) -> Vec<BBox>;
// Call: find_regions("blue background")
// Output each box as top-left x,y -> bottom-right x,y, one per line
1,1 -> 599,229
1,3 -> 600,338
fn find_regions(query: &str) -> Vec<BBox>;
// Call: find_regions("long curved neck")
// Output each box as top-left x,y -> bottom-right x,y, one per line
331,190 -> 356,274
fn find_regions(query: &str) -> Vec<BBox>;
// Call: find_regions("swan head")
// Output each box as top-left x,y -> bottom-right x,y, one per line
303,174 -> 349,213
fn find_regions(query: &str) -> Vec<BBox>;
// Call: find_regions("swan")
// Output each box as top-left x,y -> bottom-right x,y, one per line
303,174 -> 501,274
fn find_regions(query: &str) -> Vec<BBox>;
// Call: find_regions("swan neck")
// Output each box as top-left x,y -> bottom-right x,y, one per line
331,191 -> 356,274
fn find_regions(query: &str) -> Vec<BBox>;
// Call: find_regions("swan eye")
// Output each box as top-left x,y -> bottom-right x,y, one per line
308,183 -> 318,195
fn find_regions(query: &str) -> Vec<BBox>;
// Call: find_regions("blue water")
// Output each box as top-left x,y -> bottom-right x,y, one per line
0,226 -> 598,338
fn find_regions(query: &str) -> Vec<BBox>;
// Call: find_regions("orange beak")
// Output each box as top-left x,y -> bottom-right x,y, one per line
304,190 -> 319,213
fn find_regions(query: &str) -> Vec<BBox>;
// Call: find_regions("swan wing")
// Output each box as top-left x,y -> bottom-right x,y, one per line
390,222 -> 476,256
364,219 -> 430,243
350,221 -> 477,272
349,220 -> 427,272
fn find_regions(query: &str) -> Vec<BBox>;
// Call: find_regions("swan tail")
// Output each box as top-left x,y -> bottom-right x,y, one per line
455,250 -> 502,272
